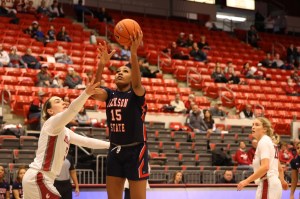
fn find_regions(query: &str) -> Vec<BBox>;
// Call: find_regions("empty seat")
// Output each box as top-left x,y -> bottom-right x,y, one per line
13,149 -> 35,164
20,136 -> 38,150
0,135 -> 19,149
0,149 -> 13,163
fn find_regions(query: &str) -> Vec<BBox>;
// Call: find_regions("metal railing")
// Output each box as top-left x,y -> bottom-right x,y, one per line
77,169 -> 95,184
96,154 -> 107,184
186,68 -> 202,87
157,51 -> 171,71
219,86 -> 235,104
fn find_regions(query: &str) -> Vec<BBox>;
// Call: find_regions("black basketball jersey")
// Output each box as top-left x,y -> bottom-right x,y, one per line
104,87 -> 147,145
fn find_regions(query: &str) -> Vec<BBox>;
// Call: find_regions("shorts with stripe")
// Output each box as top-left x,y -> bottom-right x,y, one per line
256,175 -> 282,199
106,142 -> 149,181
23,168 -> 61,199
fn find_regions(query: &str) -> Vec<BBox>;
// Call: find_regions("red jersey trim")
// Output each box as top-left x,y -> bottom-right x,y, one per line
42,136 -> 58,171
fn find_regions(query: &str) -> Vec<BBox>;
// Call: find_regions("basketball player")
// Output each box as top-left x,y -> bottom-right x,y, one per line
290,142 -> 300,199
237,117 -> 288,199
22,78 -> 110,199
93,31 -> 148,199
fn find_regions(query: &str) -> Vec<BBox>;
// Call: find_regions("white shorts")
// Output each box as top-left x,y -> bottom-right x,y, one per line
22,168 -> 61,199
256,176 -> 282,199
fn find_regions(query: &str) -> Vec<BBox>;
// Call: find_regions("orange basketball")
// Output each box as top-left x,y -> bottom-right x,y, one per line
114,19 -> 141,46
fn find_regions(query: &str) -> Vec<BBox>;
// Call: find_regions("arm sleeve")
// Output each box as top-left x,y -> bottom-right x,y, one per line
70,131 -> 110,149
43,91 -> 90,135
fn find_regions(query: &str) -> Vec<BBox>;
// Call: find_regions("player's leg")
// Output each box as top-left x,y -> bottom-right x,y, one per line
128,179 -> 147,199
106,176 -> 126,199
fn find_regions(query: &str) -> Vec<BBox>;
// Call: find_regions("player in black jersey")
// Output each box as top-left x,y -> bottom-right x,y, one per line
93,31 -> 148,199
290,142 -> 300,199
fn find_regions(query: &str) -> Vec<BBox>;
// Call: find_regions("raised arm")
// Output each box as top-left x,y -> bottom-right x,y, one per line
70,131 -> 110,149
130,31 -> 145,96
92,41 -> 115,102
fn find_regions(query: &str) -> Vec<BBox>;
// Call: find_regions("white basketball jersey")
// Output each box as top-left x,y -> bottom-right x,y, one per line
253,135 -> 279,178
29,125 -> 71,179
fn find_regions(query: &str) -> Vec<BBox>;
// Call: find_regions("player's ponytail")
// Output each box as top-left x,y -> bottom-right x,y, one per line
256,117 -> 274,138
42,97 -> 52,121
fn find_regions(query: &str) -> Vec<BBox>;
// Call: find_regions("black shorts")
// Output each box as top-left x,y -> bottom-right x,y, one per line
106,142 -> 149,181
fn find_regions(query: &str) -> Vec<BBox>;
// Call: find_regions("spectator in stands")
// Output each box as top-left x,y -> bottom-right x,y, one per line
0,165 -> 9,199
210,101 -> 226,117
166,41 -> 189,60
271,133 -> 280,147
22,48 -> 41,69
49,0 -> 64,18
64,67 -> 83,89
54,153 -> 80,198
94,7 -> 113,23
75,107 -> 92,127
57,26 -> 72,42
184,94 -> 195,113
272,53 -> 284,68
54,46 -> 73,64
186,104 -> 205,133
139,58 -> 159,78
279,142 -> 293,166
37,0 -> 50,17
211,63 -> 227,83
8,46 -> 25,68
240,62 -> 250,77
264,16 -> 275,33
202,109 -> 220,134
290,69 -> 300,83
217,170 -> 236,183
197,36 -> 210,50
52,73 -> 65,88
12,0 -> 26,13
25,0 -> 36,15
47,25 -> 56,42
0,44 -> 10,67
33,26 -> 47,45
253,63 -> 267,80
23,25 -> 34,37
0,1 -> 17,17
235,141 -> 250,166
12,166 -> 27,199
287,44 -> 298,64
189,42 -> 207,62
224,63 -> 240,84
74,0 -> 90,22
90,30 -> 97,44
176,32 -> 186,47
247,25 -> 259,48
260,53 -> 273,68
28,90 -> 44,130
170,93 -> 187,113
185,34 -> 194,48
284,78 -> 299,96
240,104 -> 255,119
120,46 -> 131,61
36,63 -> 53,87
247,139 -> 257,164
31,21 -> 39,34
169,171 -> 183,184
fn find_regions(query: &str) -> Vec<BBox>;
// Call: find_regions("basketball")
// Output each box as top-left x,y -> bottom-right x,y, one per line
114,19 -> 141,46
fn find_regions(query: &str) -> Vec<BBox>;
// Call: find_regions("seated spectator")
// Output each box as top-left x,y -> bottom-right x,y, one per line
184,94 -> 195,113
241,62 -> 250,77
202,109 -> 220,134
139,59 -> 158,78
64,67 -> 83,89
8,46 -> 25,68
120,46 -> 131,61
31,21 -> 39,35
186,104 -> 205,133
210,101 -> 226,117
33,26 -> 47,45
94,7 -> 113,23
54,46 -> 73,64
0,1 -> 17,17
247,25 -> 259,48
247,139 -> 257,164
235,141 -> 250,166
49,0 -> 64,18
12,166 -> 27,199
0,165 -> 10,199
74,0 -> 90,22
290,69 -> 300,83
260,53 -> 273,68
75,107 -> 91,127
189,42 -> 207,62
245,66 -> 257,79
57,26 -> 72,42
47,25 -> 56,42
90,30 -> 97,44
253,63 -> 267,80
264,16 -> 275,33
271,133 -> 280,146
176,32 -> 186,47
36,64 -> 52,87
37,0 -> 50,17
27,91 -> 44,130
185,34 -> 194,48
165,41 -> 189,60
217,170 -> 236,183
169,171 -> 183,184
52,74 -> 64,88
22,48 -> 41,69
12,0 -> 26,13
285,78 -> 299,96
224,62 -> 240,84
281,61 -> 294,70
25,0 -> 36,15
279,142 -> 293,166
197,36 -> 210,50
0,44 -> 10,67
211,64 -> 227,83
170,94 -> 187,113
272,53 -> 284,68
239,104 -> 255,119
23,25 -> 34,37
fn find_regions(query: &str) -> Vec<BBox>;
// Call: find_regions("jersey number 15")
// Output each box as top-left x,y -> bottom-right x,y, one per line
111,109 -> 122,121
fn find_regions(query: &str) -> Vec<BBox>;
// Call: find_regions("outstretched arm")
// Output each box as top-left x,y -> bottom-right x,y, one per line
70,131 -> 110,149
93,41 -> 115,101
130,31 -> 145,96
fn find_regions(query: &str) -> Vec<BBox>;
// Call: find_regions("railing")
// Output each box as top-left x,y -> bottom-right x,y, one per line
219,86 -> 234,104
271,41 -> 286,57
157,51 -> 171,71
96,154 -> 107,184
77,169 -> 95,184
186,68 -> 202,87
